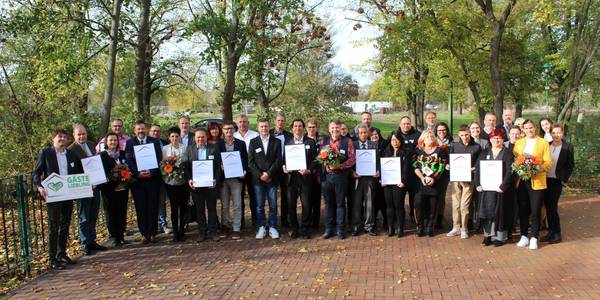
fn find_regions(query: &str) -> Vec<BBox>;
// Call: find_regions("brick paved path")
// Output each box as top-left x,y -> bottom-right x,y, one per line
9,195 -> 600,299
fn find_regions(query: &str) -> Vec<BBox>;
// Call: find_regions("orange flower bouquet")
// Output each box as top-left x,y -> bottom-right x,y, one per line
512,154 -> 542,181
160,158 -> 183,181
315,144 -> 346,168
110,163 -> 135,185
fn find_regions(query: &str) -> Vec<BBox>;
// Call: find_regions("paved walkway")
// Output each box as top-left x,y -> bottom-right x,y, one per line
8,195 -> 600,299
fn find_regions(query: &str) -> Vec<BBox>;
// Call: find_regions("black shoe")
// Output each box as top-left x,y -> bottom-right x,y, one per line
209,233 -> 220,242
322,231 -> 335,239
397,230 -> 405,238
196,232 -> 206,243
482,237 -> 492,246
290,231 -> 299,239
337,231 -> 346,240
58,256 -> 76,265
49,261 -> 65,270
493,240 -> 505,247
548,233 -> 562,244
90,242 -> 108,251
303,232 -> 311,239
540,232 -> 553,243
368,230 -> 378,236
351,227 -> 359,236
387,227 -> 394,237
83,247 -> 94,256
108,237 -> 119,247
416,225 -> 425,237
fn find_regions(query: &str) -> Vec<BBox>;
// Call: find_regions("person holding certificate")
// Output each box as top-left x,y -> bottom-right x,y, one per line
447,125 -> 481,240
33,128 -> 83,270
184,128 -> 222,242
282,119 -> 318,239
217,121 -> 248,240
412,130 -> 448,237
474,129 -> 514,246
161,127 -> 188,242
350,124 -> 380,236
99,132 -> 130,247
248,119 -> 283,239
382,131 -> 411,237
125,120 -> 163,244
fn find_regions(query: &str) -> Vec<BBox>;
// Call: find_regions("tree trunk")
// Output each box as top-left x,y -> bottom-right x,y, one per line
490,23 -> 504,119
100,0 -> 124,138
257,88 -> 272,120
222,53 -> 238,122
516,103 -> 523,118
468,81 -> 486,123
135,0 -> 151,122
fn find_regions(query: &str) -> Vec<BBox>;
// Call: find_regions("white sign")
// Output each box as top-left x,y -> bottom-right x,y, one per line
480,160 -> 503,191
285,144 -> 307,171
192,160 -> 214,187
81,155 -> 107,185
133,144 -> 158,170
380,157 -> 402,185
221,151 -> 244,179
355,149 -> 377,176
42,173 -> 93,202
449,153 -> 472,182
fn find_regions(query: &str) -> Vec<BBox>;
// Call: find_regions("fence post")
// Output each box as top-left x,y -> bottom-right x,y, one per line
16,175 -> 31,276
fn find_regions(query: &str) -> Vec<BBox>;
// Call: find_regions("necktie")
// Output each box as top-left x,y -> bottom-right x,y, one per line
362,143 -> 366,149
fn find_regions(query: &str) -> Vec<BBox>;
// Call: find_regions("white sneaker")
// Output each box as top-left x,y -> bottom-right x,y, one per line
256,226 -> 266,239
517,236 -> 529,247
528,237 -> 538,250
269,227 -> 280,239
460,229 -> 469,239
446,228 -> 461,237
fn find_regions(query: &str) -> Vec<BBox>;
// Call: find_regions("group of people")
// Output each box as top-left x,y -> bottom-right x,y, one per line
33,109 -> 574,271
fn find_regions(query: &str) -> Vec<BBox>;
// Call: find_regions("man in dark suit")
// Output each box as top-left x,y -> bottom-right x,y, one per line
248,119 -> 283,239
217,121 -> 248,240
270,114 -> 293,228
282,119 -> 318,239
34,128 -> 84,270
351,124 -> 381,236
68,124 -> 107,255
184,128 -> 222,242
125,120 -> 163,244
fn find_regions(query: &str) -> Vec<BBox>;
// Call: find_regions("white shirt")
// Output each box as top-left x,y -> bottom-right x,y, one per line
294,136 -> 303,145
260,136 -> 269,156
544,132 -> 553,143
162,144 -> 186,159
56,150 -> 68,175
196,144 -> 207,160
524,138 -> 536,156
547,143 -> 562,179
181,133 -> 189,146
138,136 -> 147,145
234,129 -> 259,152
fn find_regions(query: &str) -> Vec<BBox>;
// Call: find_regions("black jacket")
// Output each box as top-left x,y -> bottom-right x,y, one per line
552,141 -> 575,183
183,143 -> 222,186
33,147 -> 83,188
474,147 -> 514,192
248,135 -> 283,185
283,135 -> 318,184
217,138 -> 249,178
67,141 -> 97,160
99,150 -> 128,192
353,139 -> 381,175
450,139 -> 482,168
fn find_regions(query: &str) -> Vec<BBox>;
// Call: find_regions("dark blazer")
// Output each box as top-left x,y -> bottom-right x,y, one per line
124,136 -> 163,178
183,143 -> 222,185
248,135 -> 283,185
283,135 -> 318,184
67,141 -> 97,160
353,139 -> 381,174
33,147 -> 83,188
217,138 -> 249,177
99,150 -> 128,192
474,147 -> 514,192
552,141 -> 575,183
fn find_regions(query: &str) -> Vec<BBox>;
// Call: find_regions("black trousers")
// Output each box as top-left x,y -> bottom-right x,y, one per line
436,174 -> 450,223
241,175 -> 257,226
102,189 -> 129,241
131,178 -> 160,237
309,177 -> 321,228
503,189 -> 517,235
517,180 -> 545,238
415,193 -> 437,226
165,184 -> 188,238
384,186 -> 407,232
192,187 -> 218,234
345,173 -> 354,226
46,201 -> 73,261
352,177 -> 376,231
545,178 -> 563,234
287,174 -> 313,232
373,183 -> 387,229
279,177 -> 289,226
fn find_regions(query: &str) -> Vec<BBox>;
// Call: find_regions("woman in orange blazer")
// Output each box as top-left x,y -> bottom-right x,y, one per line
512,119 -> 552,250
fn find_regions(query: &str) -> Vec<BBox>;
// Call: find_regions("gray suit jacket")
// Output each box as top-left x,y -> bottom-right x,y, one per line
68,141 -> 97,160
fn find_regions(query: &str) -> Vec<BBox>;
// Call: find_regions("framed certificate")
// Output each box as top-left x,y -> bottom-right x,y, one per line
449,153 -> 471,182
221,151 -> 244,179
480,160 -> 503,191
380,157 -> 401,185
192,160 -> 214,188
81,155 -> 108,185
285,145 -> 307,171
356,149 -> 377,176
133,144 -> 158,170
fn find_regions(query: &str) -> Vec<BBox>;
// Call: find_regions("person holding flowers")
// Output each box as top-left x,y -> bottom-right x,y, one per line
161,127 -> 188,242
512,119 -> 552,250
99,132 -> 132,247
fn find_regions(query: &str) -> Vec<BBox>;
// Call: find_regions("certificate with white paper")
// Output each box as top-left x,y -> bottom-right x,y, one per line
133,144 -> 158,170
450,153 -> 472,182
285,145 -> 307,171
480,160 -> 503,191
380,157 -> 402,185
355,149 -> 377,176
221,151 -> 244,179
81,155 -> 107,185
192,160 -> 214,187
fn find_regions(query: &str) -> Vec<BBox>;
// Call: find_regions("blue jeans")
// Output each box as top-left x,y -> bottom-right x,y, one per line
254,184 -> 278,228
77,189 -> 101,246
321,173 -> 348,233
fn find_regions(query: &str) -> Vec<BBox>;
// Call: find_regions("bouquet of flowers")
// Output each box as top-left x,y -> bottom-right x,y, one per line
110,163 -> 134,185
160,158 -> 184,182
316,145 -> 346,169
512,154 -> 542,181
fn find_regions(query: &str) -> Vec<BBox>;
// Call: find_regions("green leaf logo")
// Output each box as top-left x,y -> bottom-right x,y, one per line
48,182 -> 63,192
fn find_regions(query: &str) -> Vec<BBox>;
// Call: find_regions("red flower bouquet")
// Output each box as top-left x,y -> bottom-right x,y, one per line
110,163 -> 135,185
316,144 -> 346,169
160,158 -> 183,182
512,154 -> 542,181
